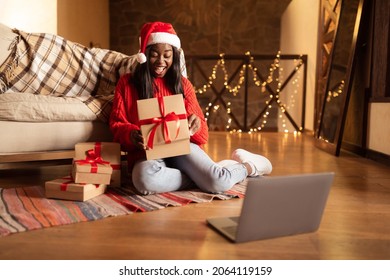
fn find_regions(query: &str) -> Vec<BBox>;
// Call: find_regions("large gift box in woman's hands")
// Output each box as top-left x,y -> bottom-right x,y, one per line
137,95 -> 190,160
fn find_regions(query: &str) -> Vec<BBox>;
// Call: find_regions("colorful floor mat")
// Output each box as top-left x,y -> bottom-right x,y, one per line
0,181 -> 246,237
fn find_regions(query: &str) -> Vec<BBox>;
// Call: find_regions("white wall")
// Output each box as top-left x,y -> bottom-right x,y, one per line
0,0 -> 109,49
280,0 -> 320,132
0,0 -> 57,33
57,0 -> 109,49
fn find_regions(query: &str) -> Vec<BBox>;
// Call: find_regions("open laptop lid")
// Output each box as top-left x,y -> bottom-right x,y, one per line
207,172 -> 334,243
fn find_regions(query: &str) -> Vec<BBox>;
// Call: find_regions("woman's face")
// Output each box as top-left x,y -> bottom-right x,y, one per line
148,43 -> 173,78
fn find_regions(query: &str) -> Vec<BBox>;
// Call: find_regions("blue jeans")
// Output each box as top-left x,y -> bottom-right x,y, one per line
132,143 -> 248,194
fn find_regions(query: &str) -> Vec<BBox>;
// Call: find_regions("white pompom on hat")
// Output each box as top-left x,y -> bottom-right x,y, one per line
136,21 -> 181,64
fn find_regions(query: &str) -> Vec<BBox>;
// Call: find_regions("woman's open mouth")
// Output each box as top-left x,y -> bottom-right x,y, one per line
153,66 -> 167,77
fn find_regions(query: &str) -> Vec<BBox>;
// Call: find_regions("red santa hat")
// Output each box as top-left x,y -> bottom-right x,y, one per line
136,22 -> 181,64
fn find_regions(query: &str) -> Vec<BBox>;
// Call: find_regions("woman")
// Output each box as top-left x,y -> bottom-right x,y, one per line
110,21 -> 272,195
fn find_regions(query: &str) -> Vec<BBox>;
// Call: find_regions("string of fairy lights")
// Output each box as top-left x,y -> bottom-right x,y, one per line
279,56 -> 304,133
194,51 -> 304,133
327,80 -> 344,101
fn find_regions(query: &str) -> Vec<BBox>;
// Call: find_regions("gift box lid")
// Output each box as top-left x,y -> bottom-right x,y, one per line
45,177 -> 106,193
74,142 -> 121,163
73,160 -> 113,174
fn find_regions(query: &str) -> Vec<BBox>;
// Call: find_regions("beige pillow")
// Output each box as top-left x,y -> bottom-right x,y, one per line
0,92 -> 98,122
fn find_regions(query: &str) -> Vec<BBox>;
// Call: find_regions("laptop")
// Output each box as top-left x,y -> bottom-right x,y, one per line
207,172 -> 334,243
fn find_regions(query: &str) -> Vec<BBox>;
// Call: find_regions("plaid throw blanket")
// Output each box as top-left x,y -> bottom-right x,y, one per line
0,29 -> 137,122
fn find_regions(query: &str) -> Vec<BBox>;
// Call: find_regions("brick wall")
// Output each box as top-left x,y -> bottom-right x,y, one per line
109,0 -> 289,56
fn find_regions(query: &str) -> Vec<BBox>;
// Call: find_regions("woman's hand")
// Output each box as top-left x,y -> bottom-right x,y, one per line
130,129 -> 147,150
188,114 -> 201,136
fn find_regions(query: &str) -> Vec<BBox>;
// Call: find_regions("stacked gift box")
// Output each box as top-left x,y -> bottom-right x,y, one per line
45,142 -> 121,201
74,142 -> 121,187
45,176 -> 108,202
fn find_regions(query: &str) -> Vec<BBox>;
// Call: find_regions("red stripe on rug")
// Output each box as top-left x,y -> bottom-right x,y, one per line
225,189 -> 245,198
160,192 -> 193,205
0,225 -> 10,236
105,191 -> 146,212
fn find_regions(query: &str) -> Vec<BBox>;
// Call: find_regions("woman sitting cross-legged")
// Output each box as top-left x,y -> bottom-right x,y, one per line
109,21 -> 272,195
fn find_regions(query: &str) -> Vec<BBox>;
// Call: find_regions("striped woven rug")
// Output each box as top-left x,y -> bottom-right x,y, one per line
0,181 -> 246,237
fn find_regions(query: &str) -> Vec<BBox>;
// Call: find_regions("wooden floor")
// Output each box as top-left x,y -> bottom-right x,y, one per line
0,132 -> 389,260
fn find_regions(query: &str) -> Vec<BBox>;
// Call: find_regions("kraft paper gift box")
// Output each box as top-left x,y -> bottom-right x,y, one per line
137,95 -> 190,160
74,142 -> 121,187
72,159 -> 113,185
45,176 -> 107,202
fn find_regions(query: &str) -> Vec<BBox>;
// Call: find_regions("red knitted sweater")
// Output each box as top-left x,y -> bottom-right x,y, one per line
109,73 -> 209,170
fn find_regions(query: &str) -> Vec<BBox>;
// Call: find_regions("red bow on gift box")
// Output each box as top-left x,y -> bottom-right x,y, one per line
74,148 -> 110,173
139,96 -> 187,149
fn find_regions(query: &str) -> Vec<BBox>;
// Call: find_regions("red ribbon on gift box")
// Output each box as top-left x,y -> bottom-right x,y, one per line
92,142 -> 102,157
59,176 -> 99,191
60,177 -> 74,191
138,96 -> 187,149
74,148 -> 110,173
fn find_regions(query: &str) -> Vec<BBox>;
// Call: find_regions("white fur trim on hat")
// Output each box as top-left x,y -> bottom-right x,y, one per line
147,32 -> 181,50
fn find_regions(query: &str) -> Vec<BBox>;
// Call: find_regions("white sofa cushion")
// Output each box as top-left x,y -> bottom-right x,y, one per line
0,120 -> 112,153
0,92 -> 97,121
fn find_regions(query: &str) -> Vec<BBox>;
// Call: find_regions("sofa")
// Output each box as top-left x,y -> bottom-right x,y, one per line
0,23 -> 136,163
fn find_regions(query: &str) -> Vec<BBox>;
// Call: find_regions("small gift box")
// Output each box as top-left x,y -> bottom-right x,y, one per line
137,94 -> 190,160
72,159 -> 113,185
74,142 -> 121,187
45,176 -> 107,201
